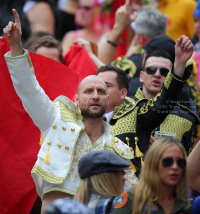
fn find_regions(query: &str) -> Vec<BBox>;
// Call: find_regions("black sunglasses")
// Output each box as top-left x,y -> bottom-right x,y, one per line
161,157 -> 186,169
144,66 -> 170,77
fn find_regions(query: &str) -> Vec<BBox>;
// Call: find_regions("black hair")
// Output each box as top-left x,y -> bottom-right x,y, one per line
98,65 -> 129,91
143,50 -> 172,69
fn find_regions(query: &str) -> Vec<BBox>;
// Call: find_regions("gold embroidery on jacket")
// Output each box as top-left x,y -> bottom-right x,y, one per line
164,71 -> 173,89
110,107 -> 139,136
59,102 -> 79,124
138,92 -> 161,114
159,114 -> 192,142
32,165 -> 64,183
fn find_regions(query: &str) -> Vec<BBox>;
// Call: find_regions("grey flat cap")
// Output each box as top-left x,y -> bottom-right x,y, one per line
78,150 -> 130,179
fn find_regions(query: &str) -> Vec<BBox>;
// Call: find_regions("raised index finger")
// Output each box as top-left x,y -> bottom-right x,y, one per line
12,9 -> 21,27
125,0 -> 130,8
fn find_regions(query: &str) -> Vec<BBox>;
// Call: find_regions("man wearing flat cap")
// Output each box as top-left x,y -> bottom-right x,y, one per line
78,150 -> 130,179
3,9 -> 138,214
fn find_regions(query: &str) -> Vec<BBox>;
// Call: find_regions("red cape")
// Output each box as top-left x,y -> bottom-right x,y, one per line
0,36 -> 79,214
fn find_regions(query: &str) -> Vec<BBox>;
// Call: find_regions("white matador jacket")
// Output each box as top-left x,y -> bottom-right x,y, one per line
5,50 -> 138,197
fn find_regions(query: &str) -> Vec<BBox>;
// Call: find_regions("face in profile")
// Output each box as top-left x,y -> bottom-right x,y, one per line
157,144 -> 186,188
140,56 -> 172,97
75,76 -> 109,118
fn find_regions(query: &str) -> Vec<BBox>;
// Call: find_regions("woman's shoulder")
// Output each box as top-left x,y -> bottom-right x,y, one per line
112,190 -> 134,214
172,197 -> 192,214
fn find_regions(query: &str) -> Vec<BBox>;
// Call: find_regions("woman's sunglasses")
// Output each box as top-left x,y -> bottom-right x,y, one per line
161,157 -> 186,169
144,66 -> 170,77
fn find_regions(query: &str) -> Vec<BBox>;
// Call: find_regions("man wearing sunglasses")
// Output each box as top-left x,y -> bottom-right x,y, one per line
133,49 -> 199,150
97,35 -> 198,176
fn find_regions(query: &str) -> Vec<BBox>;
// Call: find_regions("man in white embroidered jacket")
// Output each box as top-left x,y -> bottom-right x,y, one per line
3,9 -> 137,214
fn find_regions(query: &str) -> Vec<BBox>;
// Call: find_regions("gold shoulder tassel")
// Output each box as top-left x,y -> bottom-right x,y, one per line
134,137 -> 142,158
125,137 -> 130,146
44,149 -> 50,163
130,161 -> 137,173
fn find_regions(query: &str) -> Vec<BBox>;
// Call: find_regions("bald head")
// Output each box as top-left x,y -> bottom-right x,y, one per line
78,75 -> 107,94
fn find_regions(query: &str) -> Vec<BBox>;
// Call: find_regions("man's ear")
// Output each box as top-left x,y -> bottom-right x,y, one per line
120,88 -> 128,100
140,71 -> 144,83
74,94 -> 79,105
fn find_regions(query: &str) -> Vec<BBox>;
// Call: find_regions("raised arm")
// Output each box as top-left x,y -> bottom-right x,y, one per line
98,0 -> 136,64
3,9 -> 56,132
188,141 -> 200,192
174,35 -> 194,77
3,9 -> 24,57
76,39 -> 105,68
138,36 -> 194,132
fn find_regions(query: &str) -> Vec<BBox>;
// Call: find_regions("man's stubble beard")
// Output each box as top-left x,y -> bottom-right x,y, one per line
80,105 -> 107,118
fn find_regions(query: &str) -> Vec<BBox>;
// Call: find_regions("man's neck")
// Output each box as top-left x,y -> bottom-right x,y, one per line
83,117 -> 104,144
142,87 -> 156,99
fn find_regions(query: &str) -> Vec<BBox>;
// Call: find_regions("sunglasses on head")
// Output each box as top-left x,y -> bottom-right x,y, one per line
144,66 -> 170,77
161,157 -> 186,169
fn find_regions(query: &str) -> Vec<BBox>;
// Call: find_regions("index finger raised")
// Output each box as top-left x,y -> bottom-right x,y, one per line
12,9 -> 21,27
125,0 -> 130,8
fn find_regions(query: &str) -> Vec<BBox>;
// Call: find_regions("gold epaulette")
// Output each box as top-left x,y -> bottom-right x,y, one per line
111,57 -> 137,78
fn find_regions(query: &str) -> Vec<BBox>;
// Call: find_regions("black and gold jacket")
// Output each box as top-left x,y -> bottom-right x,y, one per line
134,87 -> 199,154
109,69 -> 194,176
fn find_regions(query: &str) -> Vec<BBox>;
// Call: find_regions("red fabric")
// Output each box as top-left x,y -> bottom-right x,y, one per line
64,44 -> 97,88
0,36 -> 79,214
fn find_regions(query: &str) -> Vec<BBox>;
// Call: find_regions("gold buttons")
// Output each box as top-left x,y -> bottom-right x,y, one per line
121,151 -> 124,155
130,147 -> 133,152
52,125 -> 57,129
47,141 -> 52,146
114,138 -> 118,143
57,143 -> 61,148
134,137 -> 139,141
65,147 -> 69,150
71,128 -> 75,132
62,126 -> 66,131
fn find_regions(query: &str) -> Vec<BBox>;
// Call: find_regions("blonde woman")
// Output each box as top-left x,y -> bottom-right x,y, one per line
74,150 -> 130,214
113,137 -> 191,214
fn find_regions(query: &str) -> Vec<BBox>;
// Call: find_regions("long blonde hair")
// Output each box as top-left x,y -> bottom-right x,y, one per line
74,171 -> 122,204
132,137 -> 188,214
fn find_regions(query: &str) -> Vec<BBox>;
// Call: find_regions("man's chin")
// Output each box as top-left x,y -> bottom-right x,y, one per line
81,109 -> 106,118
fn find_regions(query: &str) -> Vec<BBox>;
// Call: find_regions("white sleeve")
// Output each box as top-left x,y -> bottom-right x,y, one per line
4,49 -> 56,132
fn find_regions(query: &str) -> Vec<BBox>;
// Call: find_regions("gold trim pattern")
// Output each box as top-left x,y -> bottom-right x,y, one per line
104,144 -> 116,153
111,57 -> 137,78
43,186 -> 76,196
158,114 -> 192,142
59,102 -> 79,124
112,136 -> 134,159
164,71 -> 173,89
138,91 -> 161,114
27,53 -> 33,68
110,107 -> 139,136
32,165 -> 65,183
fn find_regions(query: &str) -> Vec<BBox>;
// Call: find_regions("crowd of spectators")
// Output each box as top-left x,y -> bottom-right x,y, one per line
2,0 -> 200,214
